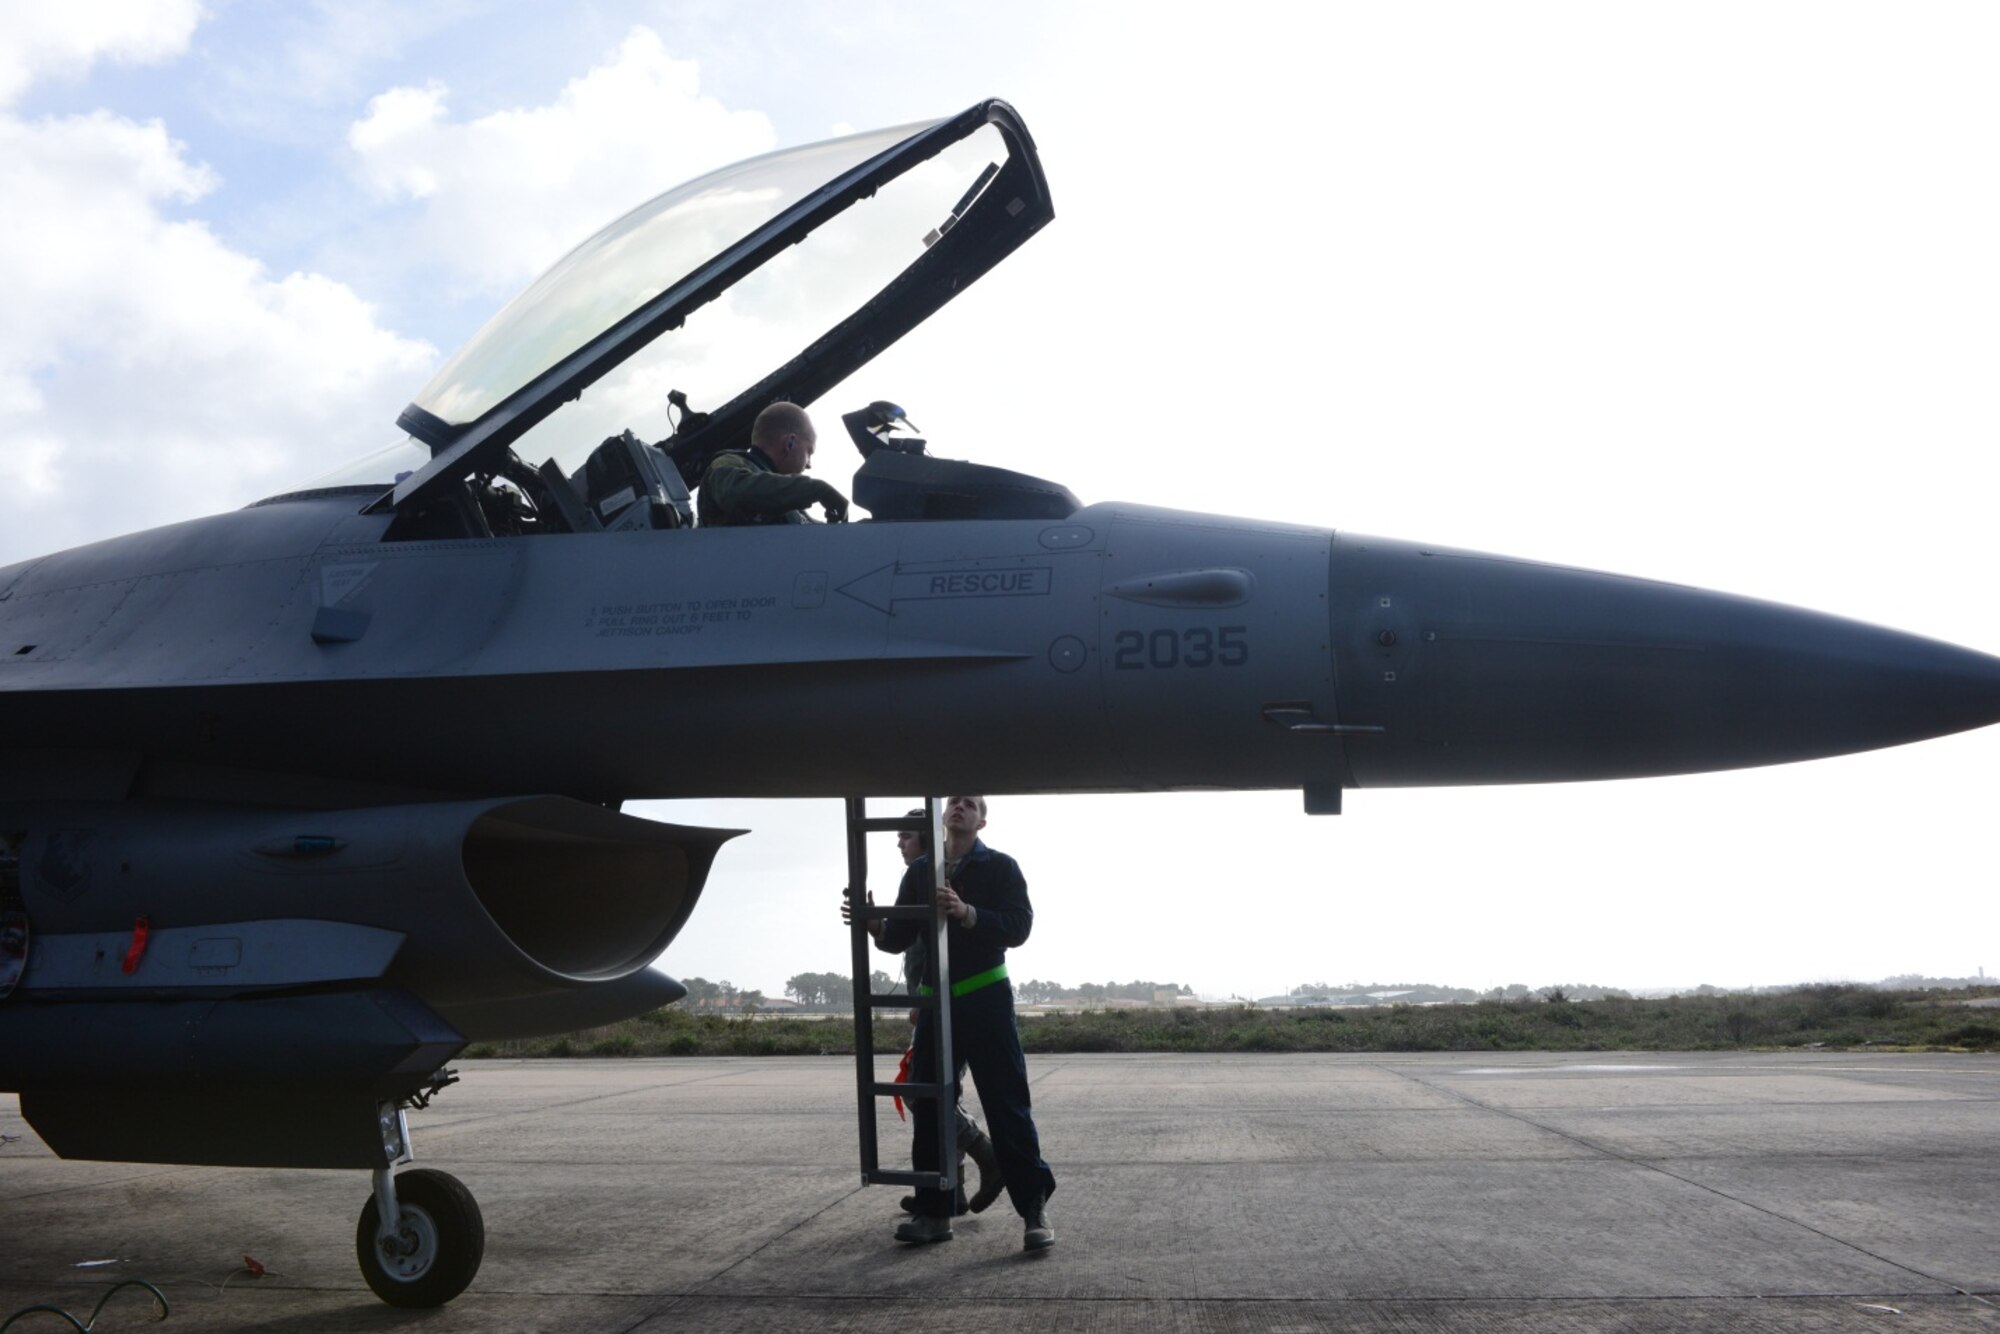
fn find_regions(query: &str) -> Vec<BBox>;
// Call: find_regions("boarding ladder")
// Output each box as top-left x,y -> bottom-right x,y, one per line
844,798 -> 957,1196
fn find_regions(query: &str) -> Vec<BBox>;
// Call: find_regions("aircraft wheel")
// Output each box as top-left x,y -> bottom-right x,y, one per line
355,1168 -> 485,1307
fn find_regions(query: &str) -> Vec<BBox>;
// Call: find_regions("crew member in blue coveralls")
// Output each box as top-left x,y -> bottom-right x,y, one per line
878,795 -> 1056,1251
842,811 -> 1004,1217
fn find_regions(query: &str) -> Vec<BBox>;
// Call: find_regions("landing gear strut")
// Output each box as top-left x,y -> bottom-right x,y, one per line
354,1093 -> 484,1306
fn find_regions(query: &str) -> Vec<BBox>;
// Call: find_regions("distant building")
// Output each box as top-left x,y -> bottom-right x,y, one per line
1257,989 -> 1419,1009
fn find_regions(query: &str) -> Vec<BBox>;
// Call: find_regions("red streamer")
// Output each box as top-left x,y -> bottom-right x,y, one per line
120,916 -> 150,975
892,1045 -> 913,1121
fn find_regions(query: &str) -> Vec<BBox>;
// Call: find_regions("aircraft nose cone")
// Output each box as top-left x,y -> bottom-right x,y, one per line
1330,535 -> 2000,787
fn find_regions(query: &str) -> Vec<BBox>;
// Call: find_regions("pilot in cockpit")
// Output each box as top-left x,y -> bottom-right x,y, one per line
696,402 -> 851,527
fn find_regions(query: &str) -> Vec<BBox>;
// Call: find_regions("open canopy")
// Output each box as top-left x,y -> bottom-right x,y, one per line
365,99 -> 1051,513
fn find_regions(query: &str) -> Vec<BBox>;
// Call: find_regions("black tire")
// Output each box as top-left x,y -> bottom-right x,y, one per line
355,1168 -> 485,1307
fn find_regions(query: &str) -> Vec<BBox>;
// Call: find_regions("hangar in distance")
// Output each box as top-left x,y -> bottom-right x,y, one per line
3,99 -> 1998,1305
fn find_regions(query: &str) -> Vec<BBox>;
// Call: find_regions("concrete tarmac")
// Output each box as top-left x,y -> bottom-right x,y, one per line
4,1051 -> 1999,1332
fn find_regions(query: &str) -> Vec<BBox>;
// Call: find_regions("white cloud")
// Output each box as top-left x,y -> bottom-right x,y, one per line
0,107 -> 433,556
345,26 -> 775,296
0,0 -> 205,106
346,81 -> 445,195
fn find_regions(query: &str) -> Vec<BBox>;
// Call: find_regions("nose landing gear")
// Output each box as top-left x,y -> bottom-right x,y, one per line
354,1090 -> 484,1307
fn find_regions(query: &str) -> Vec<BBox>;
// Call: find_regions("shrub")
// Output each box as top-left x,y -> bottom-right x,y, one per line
458,987 -> 2000,1058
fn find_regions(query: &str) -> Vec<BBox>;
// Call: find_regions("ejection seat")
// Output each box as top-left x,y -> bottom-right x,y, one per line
573,433 -> 694,531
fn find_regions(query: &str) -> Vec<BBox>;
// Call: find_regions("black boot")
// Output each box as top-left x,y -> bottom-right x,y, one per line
900,1185 -> 969,1216
965,1131 -> 1003,1214
894,1212 -> 953,1245
1023,1194 -> 1055,1251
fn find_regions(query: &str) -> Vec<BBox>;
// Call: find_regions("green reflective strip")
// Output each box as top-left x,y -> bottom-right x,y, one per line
953,964 -> 1009,997
917,964 -> 1010,999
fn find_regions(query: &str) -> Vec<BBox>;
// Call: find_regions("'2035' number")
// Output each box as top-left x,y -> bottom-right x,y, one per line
1112,626 -> 1249,670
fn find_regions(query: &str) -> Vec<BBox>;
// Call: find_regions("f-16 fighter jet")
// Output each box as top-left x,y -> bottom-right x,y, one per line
4,101 -> 1998,1305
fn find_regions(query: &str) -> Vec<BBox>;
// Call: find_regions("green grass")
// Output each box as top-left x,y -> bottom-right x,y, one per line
462,984 -> 2000,1059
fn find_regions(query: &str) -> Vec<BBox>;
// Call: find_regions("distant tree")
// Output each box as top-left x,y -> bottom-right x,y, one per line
682,977 -> 720,1008
740,989 -> 765,1014
871,969 -> 901,998
1542,983 -> 1634,1001
775,970 -> 865,1010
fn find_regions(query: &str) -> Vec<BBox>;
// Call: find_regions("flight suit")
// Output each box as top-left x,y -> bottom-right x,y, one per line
880,840 -> 1056,1220
696,448 -> 824,526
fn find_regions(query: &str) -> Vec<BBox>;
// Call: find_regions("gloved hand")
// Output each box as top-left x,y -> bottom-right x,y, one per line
814,480 -> 850,523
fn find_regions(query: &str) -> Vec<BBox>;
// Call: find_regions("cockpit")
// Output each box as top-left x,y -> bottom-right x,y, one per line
281,100 -> 1077,541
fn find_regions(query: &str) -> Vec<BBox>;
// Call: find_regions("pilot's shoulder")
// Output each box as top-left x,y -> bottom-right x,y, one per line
701,450 -> 755,482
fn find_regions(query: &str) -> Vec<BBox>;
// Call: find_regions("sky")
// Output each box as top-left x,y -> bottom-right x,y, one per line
2,2 -> 1997,1001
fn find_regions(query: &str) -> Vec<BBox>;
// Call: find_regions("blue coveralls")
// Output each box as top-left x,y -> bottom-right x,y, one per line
879,839 -> 1056,1221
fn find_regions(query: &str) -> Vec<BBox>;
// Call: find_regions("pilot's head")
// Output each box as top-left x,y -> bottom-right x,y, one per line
751,401 -> 817,476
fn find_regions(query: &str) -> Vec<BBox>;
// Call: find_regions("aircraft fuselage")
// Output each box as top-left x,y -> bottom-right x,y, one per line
5,492 -> 1997,809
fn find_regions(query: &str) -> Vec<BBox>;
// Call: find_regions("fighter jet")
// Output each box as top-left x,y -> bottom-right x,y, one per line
4,99 -> 1998,1306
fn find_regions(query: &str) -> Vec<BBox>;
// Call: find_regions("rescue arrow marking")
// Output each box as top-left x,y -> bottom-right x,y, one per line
835,563 -> 1053,614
